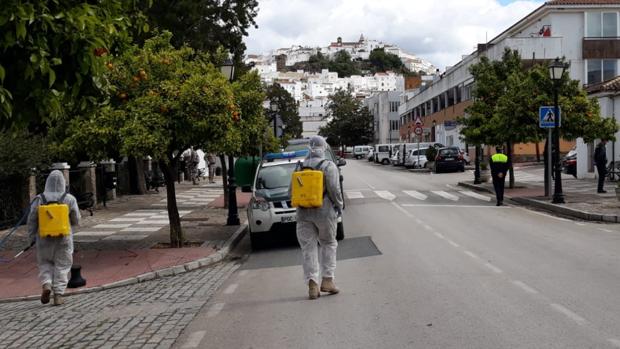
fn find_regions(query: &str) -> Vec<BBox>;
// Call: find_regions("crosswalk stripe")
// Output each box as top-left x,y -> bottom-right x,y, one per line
403,190 -> 427,200
459,190 -> 491,202
346,191 -> 364,199
375,191 -> 396,201
431,191 -> 459,201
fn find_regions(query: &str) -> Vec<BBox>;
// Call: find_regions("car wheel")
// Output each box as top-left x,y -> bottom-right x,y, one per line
460,166 -> 465,172
336,221 -> 344,241
382,159 -> 390,165
435,166 -> 441,174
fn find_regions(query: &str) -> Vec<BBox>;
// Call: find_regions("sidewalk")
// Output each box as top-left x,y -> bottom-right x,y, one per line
458,169 -> 620,222
0,180 -> 251,301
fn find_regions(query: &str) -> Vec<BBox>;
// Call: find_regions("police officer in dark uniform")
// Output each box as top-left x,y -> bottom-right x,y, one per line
594,140 -> 608,193
489,147 -> 510,206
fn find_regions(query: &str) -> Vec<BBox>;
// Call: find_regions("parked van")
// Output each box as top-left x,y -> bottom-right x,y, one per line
374,144 -> 393,164
353,145 -> 372,159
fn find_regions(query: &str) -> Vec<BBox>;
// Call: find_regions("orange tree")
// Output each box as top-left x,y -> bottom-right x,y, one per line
60,32 -> 241,247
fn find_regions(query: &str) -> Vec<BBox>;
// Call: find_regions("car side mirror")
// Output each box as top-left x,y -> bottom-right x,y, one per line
337,158 -> 347,167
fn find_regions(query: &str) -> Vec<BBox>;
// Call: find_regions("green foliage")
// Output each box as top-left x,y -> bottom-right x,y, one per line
368,48 -> 408,74
319,90 -> 374,147
138,0 -> 258,62
0,0 -> 148,130
265,84 -> 302,139
425,147 -> 437,162
232,72 -> 271,156
0,130 -> 50,177
328,51 -> 361,78
460,48 -> 617,146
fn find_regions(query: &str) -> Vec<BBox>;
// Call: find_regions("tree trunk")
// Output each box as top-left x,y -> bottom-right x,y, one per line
160,160 -> 183,248
507,140 -> 515,189
128,156 -> 147,195
219,154 -> 229,209
474,145 -> 481,184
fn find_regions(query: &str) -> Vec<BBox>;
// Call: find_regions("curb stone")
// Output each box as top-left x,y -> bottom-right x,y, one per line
0,222 -> 248,304
457,181 -> 620,223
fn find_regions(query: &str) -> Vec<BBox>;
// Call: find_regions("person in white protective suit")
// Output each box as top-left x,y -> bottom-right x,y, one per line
27,170 -> 80,306
296,136 -> 344,300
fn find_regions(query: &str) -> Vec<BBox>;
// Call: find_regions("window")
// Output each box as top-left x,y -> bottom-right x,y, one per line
390,120 -> 400,131
588,59 -> 618,84
587,12 -> 618,37
389,101 -> 400,112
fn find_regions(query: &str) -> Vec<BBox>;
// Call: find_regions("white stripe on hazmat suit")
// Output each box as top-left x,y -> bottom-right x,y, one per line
296,136 -> 344,285
27,170 -> 81,295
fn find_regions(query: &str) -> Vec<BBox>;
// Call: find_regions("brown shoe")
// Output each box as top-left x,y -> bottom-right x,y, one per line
320,277 -> 340,294
53,294 -> 64,306
41,283 -> 51,304
308,280 -> 320,300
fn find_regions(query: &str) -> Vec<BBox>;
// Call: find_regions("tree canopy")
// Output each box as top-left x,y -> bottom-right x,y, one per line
265,84 -> 302,141
319,89 -> 374,147
0,0 -> 148,130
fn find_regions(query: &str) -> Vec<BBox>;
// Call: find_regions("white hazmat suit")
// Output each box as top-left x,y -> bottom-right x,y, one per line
296,136 -> 344,285
28,170 -> 80,295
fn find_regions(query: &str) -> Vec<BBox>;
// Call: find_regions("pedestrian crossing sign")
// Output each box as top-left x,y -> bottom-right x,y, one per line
539,106 -> 561,128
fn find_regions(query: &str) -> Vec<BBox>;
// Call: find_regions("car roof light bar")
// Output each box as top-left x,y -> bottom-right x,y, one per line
264,150 -> 309,161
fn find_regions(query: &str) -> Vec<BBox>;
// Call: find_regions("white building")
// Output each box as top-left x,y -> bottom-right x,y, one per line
398,0 -> 620,179
364,91 -> 402,144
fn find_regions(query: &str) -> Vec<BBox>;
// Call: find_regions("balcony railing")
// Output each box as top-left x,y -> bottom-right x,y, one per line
583,37 -> 620,59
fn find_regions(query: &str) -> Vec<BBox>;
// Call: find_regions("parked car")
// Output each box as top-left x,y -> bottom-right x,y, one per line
390,150 -> 401,166
367,147 -> 375,162
434,147 -> 465,173
444,146 -> 470,165
561,146 -> 577,178
353,145 -> 372,159
404,147 -> 429,168
374,144 -> 392,165
248,150 -> 345,250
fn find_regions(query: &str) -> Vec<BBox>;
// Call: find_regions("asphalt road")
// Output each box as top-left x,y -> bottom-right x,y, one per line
175,159 -> 620,349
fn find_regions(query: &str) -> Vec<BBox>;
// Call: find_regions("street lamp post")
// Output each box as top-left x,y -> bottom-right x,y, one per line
220,59 -> 240,225
270,102 -> 278,138
549,58 -> 567,204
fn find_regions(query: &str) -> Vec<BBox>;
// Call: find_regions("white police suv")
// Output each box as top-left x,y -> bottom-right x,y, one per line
248,150 -> 344,250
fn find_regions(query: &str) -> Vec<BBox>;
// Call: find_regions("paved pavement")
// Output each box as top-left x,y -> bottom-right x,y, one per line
0,261 -> 239,349
0,180 -> 250,300
175,159 -> 620,348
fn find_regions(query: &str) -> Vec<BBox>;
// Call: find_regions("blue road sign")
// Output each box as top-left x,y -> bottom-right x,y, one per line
539,106 -> 561,128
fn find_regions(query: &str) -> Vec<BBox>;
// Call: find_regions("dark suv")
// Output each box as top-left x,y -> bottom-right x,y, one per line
434,147 -> 465,173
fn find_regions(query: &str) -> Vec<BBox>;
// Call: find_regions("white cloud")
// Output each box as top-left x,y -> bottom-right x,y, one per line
244,0 -> 544,69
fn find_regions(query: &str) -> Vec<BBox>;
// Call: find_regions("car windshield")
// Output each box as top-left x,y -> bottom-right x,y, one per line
256,163 -> 297,190
439,149 -> 459,156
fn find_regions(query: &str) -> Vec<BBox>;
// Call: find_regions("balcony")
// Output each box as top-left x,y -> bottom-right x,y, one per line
487,37 -> 564,61
583,37 -> 620,59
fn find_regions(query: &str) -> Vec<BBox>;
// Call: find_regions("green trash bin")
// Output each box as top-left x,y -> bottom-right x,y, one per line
235,156 -> 260,192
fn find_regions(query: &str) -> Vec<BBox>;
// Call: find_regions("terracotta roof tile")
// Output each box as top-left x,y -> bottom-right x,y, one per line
546,0 -> 620,5
586,75 -> 620,93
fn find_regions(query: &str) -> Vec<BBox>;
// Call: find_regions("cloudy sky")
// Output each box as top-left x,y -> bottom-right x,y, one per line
244,0 -> 545,69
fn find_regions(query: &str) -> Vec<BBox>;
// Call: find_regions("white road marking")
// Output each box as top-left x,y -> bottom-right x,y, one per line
464,250 -> 480,260
511,280 -> 539,294
120,227 -> 161,232
74,231 -> 116,236
110,217 -> 144,222
133,209 -> 164,213
403,190 -> 428,200
598,228 -> 614,233
363,181 -> 376,190
434,232 -> 446,240
223,283 -> 238,295
401,204 -> 508,208
484,263 -> 503,274
423,224 -> 433,231
415,218 -> 423,224
103,234 -> 149,241
608,339 -> 620,348
345,191 -> 364,199
206,303 -> 225,318
446,239 -> 460,247
182,330 -> 207,348
575,222 -> 587,226
124,213 -> 158,217
238,270 -> 249,277
550,303 -> 587,325
459,190 -> 492,202
391,202 -> 414,218
431,191 -> 459,201
93,224 -> 133,229
134,220 -> 170,225
375,191 -> 396,201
